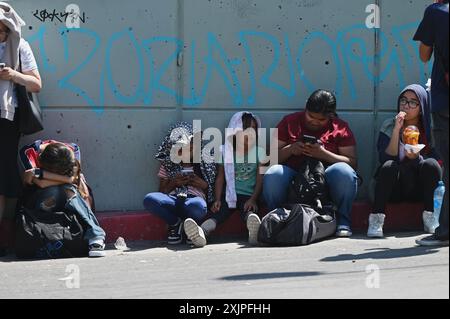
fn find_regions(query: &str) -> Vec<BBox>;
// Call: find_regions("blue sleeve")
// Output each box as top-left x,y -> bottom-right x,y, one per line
377,132 -> 397,164
413,5 -> 436,47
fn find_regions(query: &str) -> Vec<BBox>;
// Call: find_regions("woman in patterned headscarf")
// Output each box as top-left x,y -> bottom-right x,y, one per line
143,122 -> 217,245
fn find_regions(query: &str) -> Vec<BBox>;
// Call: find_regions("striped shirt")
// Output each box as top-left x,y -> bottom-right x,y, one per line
158,165 -> 205,200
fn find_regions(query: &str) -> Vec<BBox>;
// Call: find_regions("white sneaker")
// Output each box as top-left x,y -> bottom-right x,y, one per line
367,213 -> 385,238
335,225 -> 353,238
88,242 -> 106,258
184,218 -> 207,248
246,213 -> 261,246
422,211 -> 436,234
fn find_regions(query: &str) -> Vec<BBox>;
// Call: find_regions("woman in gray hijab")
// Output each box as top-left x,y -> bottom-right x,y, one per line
0,2 -> 42,256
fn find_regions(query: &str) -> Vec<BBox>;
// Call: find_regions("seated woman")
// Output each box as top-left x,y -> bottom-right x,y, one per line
143,122 -> 217,245
20,142 -> 106,257
20,139 -> 95,211
368,84 -> 443,238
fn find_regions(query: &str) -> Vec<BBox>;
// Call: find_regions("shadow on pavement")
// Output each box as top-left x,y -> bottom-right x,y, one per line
320,246 -> 442,262
219,271 -> 323,281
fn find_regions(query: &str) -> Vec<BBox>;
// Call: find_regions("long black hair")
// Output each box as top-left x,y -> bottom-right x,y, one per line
305,89 -> 337,117
39,143 -> 87,198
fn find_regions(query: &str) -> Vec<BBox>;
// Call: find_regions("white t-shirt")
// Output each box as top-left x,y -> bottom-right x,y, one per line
0,39 -> 39,108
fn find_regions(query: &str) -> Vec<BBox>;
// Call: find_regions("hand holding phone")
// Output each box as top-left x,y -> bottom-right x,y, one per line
302,135 -> 318,145
181,168 -> 194,176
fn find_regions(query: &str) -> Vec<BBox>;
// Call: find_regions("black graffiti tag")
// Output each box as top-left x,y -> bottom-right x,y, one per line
33,9 -> 86,24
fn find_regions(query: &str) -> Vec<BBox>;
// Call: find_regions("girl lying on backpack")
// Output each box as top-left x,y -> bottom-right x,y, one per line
19,142 -> 106,258
183,112 -> 267,248
20,139 -> 95,211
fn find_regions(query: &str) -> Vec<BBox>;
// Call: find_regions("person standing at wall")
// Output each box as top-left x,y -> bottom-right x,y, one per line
414,0 -> 449,246
0,2 -> 42,257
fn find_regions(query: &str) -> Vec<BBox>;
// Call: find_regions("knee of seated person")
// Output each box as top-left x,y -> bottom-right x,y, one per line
263,165 -> 286,184
186,197 -> 207,210
422,158 -> 443,177
376,160 -> 399,177
326,162 -> 356,180
380,160 -> 398,170
143,193 -> 161,209
422,158 -> 441,171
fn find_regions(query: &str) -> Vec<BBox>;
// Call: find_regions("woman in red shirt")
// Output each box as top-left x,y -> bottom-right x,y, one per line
263,90 -> 359,237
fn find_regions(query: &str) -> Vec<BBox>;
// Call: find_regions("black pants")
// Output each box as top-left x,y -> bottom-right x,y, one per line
0,117 -> 21,198
212,195 -> 252,225
433,112 -> 449,240
373,159 -> 442,213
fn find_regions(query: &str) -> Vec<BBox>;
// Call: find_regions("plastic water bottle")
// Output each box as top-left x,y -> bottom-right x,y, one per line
433,181 -> 446,231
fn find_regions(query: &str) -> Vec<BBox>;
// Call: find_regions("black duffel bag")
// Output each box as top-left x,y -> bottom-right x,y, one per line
258,204 -> 336,246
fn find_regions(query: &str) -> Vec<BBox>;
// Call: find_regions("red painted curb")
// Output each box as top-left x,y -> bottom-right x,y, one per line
0,202 -> 426,245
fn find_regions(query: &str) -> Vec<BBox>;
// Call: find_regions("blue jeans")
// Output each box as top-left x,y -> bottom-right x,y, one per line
31,185 -> 106,244
263,163 -> 358,228
143,192 -> 208,226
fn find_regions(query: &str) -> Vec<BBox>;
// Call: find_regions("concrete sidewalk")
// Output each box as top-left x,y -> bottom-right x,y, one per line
0,233 -> 448,299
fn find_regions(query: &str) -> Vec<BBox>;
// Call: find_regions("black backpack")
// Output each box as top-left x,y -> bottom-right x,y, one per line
257,204 -> 336,246
15,207 -> 88,259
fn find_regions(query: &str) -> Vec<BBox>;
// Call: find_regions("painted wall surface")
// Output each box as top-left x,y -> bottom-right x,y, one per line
9,0 -> 432,210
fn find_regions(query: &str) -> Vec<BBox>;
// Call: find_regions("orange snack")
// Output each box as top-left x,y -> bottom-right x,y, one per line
403,125 -> 420,145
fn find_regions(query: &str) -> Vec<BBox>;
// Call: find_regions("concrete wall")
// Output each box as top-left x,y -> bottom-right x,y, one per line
10,0 -> 432,210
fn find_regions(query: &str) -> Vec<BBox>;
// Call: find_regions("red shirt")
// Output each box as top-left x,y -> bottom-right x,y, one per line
277,111 -> 356,170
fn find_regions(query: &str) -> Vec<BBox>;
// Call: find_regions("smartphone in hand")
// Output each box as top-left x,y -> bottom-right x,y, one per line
0,63 -> 6,70
302,135 -> 318,145
181,168 -> 194,176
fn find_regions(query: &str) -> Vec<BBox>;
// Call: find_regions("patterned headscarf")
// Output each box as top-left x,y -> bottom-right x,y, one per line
156,122 -> 217,203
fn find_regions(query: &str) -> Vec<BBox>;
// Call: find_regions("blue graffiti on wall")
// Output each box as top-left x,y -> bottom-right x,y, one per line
26,22 -> 432,112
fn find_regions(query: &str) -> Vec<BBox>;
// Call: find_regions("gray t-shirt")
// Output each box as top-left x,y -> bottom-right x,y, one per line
0,39 -> 39,108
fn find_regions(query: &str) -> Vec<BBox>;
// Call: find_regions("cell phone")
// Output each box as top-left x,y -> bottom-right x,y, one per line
0,63 -> 6,70
302,135 -> 318,144
181,168 -> 194,176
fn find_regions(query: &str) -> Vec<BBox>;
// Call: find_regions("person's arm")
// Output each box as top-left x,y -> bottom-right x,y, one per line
302,143 -> 358,169
23,168 -> 73,186
244,164 -> 264,213
377,133 -> 397,163
188,174 -> 208,192
33,179 -> 65,189
419,42 -> 433,62
384,112 -> 405,157
211,165 -> 225,213
159,175 -> 189,194
42,170 -> 75,184
1,68 -> 42,93
78,174 -> 94,210
252,165 -> 263,201
277,140 -> 305,164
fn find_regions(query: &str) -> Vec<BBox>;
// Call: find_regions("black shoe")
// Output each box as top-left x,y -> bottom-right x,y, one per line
416,235 -> 449,247
168,220 -> 183,245
88,243 -> 106,258
0,247 -> 7,257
